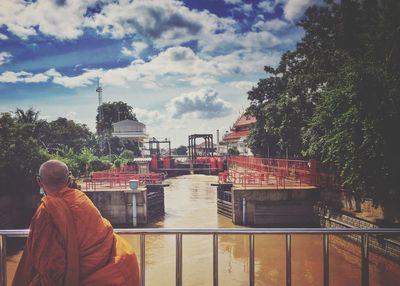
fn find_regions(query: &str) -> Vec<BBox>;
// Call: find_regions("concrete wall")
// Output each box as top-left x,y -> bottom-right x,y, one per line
232,187 -> 320,227
85,186 -> 165,227
85,190 -> 145,226
315,205 -> 400,262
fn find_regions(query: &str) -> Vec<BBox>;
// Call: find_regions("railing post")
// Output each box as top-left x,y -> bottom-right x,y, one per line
323,234 -> 329,286
213,234 -> 218,286
0,235 -> 6,286
361,234 -> 369,286
249,234 -> 255,286
140,234 -> 145,286
176,233 -> 183,286
286,234 -> 291,286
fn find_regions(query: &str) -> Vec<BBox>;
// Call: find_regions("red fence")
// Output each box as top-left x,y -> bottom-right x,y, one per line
85,166 -> 163,191
219,156 -> 340,190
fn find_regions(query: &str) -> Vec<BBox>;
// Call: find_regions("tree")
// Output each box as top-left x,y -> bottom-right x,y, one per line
37,117 -> 97,153
174,145 -> 187,155
120,150 -> 134,160
247,0 -> 400,213
228,146 -> 240,156
14,107 -> 40,124
96,101 -> 137,135
0,113 -> 50,196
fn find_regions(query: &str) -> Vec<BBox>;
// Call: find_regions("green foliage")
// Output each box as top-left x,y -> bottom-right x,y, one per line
228,146 -> 240,156
14,107 -> 40,124
37,117 -> 97,153
90,159 -> 112,172
0,109 -> 107,196
120,150 -> 134,160
96,101 -> 137,135
0,113 -> 50,196
113,158 -> 123,168
174,145 -> 187,155
106,136 -> 141,156
247,0 -> 400,207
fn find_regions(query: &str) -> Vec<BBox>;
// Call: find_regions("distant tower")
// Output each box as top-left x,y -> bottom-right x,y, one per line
96,77 -> 103,123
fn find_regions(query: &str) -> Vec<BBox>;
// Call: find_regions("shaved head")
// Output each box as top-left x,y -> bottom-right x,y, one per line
39,160 -> 69,189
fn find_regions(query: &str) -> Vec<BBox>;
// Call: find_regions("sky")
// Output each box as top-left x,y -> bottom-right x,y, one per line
0,0 -> 320,147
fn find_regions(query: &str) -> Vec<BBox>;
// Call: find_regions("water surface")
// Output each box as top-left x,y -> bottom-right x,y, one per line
7,175 -> 400,285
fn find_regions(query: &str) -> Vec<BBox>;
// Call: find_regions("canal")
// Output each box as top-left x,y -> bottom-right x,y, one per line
6,175 -> 400,285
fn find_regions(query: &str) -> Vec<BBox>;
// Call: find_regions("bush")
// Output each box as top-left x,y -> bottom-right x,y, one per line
90,159 -> 112,172
120,150 -> 134,160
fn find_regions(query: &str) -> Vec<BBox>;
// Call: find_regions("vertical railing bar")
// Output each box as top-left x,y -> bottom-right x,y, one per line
323,234 -> 329,286
0,235 -> 6,286
176,233 -> 183,286
140,233 -> 145,286
286,234 -> 291,286
249,234 -> 255,286
361,234 -> 369,286
213,233 -> 219,286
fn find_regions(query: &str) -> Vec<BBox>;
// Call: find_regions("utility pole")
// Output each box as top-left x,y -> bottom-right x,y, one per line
96,77 -> 103,123
96,77 -> 105,152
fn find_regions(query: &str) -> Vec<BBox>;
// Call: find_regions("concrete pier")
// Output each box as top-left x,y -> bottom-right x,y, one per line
85,184 -> 165,227
215,184 -> 320,227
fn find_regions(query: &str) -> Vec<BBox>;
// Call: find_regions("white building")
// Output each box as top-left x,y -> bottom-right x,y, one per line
111,119 -> 148,148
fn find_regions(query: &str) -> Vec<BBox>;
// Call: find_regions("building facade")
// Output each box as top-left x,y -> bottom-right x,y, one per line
111,119 -> 148,148
222,114 -> 256,156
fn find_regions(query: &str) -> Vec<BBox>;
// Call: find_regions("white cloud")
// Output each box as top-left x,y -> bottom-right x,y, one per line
284,0 -> 319,20
0,33 -> 8,40
24,73 -> 49,83
224,0 -> 243,5
199,30 -> 281,54
253,18 -> 289,32
0,52 -> 12,65
188,77 -> 219,87
66,111 -> 77,121
167,88 -> 232,119
228,81 -> 255,91
121,41 -> 149,58
0,45 -> 281,89
0,70 -> 49,83
132,107 -> 164,125
52,68 -> 101,88
258,1 -> 275,13
241,3 -> 253,13
85,0 -> 231,49
44,68 -> 62,78
0,0 -> 98,40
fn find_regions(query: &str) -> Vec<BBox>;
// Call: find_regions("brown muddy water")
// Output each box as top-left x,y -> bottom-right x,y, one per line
6,175 -> 400,285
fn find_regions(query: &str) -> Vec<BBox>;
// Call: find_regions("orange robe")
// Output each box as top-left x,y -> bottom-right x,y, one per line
12,189 -> 140,286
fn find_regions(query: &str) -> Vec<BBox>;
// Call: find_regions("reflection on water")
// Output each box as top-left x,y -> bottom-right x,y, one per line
7,175 -> 400,285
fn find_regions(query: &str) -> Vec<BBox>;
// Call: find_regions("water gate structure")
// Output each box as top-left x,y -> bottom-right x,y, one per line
215,156 -> 340,227
84,166 -> 166,226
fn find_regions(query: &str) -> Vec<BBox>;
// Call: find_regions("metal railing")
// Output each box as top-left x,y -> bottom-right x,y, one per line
218,169 -> 317,189
85,173 -> 164,191
1,228 -> 400,286
227,156 -> 341,190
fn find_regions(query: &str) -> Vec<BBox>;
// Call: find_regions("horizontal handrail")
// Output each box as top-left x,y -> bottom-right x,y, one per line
1,228 -> 400,236
2,228 -> 400,286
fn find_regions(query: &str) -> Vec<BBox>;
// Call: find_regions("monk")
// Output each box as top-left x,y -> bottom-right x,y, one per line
12,160 -> 140,286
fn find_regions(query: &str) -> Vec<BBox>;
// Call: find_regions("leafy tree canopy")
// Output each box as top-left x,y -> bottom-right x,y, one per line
174,145 -> 188,155
96,101 -> 137,135
247,0 -> 400,206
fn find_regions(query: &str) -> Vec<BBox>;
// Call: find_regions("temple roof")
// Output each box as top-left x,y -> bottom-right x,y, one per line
233,115 -> 256,128
223,130 -> 250,142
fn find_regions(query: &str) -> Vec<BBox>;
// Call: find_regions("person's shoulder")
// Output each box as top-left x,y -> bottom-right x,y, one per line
30,200 -> 52,226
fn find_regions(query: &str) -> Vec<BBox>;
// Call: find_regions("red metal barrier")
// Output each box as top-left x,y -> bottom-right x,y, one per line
86,173 -> 164,191
222,156 -> 340,190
